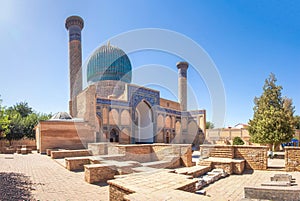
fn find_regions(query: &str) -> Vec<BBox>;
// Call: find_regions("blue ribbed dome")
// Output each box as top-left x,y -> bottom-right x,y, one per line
87,44 -> 132,83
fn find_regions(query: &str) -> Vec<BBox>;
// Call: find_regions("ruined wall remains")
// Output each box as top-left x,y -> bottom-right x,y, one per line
200,145 -> 268,170
285,146 -> 300,171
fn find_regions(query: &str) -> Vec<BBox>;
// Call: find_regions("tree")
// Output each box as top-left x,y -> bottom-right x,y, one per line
7,102 -> 33,118
22,113 -> 51,139
206,121 -> 215,129
248,73 -> 295,151
295,115 -> 300,130
0,100 -> 51,142
0,96 -> 10,139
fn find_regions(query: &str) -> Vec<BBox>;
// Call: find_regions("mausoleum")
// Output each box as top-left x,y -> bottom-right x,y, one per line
35,16 -> 206,153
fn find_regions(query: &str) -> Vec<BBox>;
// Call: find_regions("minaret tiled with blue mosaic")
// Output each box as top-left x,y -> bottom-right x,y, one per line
65,16 -> 84,116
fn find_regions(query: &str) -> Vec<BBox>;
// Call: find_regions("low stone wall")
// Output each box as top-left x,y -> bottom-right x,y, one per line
200,145 -> 234,159
244,186 -> 300,201
65,157 -> 91,171
117,145 -> 153,163
285,147 -> 300,171
51,149 -> 91,159
234,145 -> 268,170
84,164 -> 117,183
0,139 -> 36,153
88,143 -> 108,155
116,144 -> 193,167
200,145 -> 268,170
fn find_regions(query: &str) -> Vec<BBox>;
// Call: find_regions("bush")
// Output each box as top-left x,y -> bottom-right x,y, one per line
233,137 -> 244,145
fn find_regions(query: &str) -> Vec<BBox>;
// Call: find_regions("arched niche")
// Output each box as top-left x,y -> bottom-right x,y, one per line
109,109 -> 119,125
109,128 -> 119,143
135,100 -> 153,143
165,116 -> 171,128
121,110 -> 131,125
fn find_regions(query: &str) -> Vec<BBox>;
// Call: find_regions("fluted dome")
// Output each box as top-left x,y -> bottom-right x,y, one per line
50,112 -> 72,120
87,44 -> 132,83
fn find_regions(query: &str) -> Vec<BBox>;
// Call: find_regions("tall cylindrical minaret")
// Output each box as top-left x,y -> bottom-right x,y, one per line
177,61 -> 189,111
65,16 -> 84,116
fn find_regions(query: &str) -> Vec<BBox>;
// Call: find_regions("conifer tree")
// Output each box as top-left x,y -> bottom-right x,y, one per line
248,73 -> 295,151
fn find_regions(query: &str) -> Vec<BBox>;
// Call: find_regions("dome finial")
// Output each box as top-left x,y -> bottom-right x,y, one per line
107,40 -> 111,46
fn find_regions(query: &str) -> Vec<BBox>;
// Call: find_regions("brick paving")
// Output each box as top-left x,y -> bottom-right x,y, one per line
203,170 -> 300,201
0,152 -> 108,201
1,152 -> 300,201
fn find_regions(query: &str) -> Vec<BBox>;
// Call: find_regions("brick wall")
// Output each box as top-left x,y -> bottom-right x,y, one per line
117,145 -> 154,163
285,146 -> 300,171
115,144 -> 193,167
160,98 -> 180,110
200,145 -> 268,170
35,121 -> 95,153
206,128 -> 250,142
0,139 -> 36,153
200,145 -> 234,158
234,145 -> 268,170
84,164 -> 117,183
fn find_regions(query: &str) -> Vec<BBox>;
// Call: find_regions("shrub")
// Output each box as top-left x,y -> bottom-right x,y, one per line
233,137 -> 245,145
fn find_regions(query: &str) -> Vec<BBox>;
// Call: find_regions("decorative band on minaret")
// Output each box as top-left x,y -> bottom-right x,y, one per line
65,16 -> 84,116
177,61 -> 189,111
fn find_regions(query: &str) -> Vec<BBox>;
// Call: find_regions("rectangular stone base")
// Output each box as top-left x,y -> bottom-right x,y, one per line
244,186 -> 300,201
84,164 -> 117,183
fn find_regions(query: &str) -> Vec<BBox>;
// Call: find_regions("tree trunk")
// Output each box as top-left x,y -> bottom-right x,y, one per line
272,143 -> 275,152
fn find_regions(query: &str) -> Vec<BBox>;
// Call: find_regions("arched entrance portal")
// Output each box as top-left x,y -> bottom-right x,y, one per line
109,128 -> 119,143
135,101 -> 153,143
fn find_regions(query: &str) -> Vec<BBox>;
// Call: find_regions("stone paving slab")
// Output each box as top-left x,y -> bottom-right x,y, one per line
0,152 -> 108,200
1,152 -> 300,201
203,170 -> 300,201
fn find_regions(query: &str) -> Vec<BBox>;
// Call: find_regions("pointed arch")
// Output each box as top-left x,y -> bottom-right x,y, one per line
135,100 -> 153,143
109,109 -> 119,125
165,116 -> 171,128
121,110 -> 131,125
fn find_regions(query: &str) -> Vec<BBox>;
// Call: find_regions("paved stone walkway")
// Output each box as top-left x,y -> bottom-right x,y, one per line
203,170 -> 300,201
0,152 -> 108,201
1,152 -> 300,201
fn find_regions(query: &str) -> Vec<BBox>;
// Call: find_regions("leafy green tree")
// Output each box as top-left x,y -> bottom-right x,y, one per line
6,112 -> 24,142
295,115 -> 300,130
233,136 -> 245,145
22,113 -> 51,139
0,100 -> 51,142
248,73 -> 295,151
7,102 -> 33,118
206,121 -> 215,129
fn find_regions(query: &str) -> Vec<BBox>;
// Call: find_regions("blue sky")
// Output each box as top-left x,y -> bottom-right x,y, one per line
0,0 -> 299,128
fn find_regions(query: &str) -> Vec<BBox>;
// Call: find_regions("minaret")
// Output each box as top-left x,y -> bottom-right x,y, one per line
65,16 -> 84,116
177,61 -> 189,111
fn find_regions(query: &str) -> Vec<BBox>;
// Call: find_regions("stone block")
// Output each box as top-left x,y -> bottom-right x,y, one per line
51,149 -> 91,159
65,157 -> 91,171
244,186 -> 300,201
88,143 -> 108,155
232,159 -> 245,174
84,164 -> 117,183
